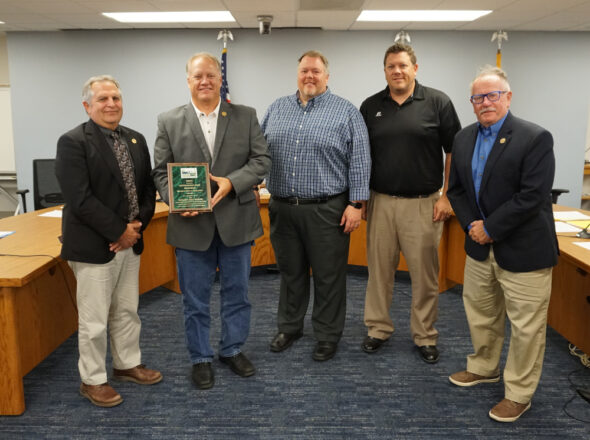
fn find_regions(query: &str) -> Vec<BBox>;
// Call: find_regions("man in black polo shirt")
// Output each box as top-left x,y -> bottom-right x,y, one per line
360,43 -> 461,363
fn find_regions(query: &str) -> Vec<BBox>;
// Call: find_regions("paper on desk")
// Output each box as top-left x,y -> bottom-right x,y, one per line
39,210 -> 62,218
553,211 -> 590,221
565,220 -> 590,229
554,221 -> 582,233
0,230 -> 15,238
574,242 -> 590,250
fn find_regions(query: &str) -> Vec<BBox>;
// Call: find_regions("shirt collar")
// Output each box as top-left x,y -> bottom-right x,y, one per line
477,110 -> 509,137
193,99 -> 221,117
294,87 -> 331,107
99,125 -> 120,138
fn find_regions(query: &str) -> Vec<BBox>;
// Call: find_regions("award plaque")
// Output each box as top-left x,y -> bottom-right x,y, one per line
167,163 -> 212,213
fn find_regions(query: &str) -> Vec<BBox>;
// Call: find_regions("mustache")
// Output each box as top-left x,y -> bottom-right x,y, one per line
479,107 -> 496,115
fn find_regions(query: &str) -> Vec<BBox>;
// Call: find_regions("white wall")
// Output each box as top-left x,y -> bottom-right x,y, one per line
6,28 -> 590,208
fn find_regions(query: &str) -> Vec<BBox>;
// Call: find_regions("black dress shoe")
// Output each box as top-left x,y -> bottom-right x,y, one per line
361,336 -> 388,354
192,362 -> 214,389
270,331 -> 303,352
417,345 -> 439,364
219,352 -> 256,377
312,341 -> 338,361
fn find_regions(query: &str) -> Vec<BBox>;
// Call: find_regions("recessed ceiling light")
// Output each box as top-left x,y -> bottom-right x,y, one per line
357,10 -> 492,22
103,11 -> 235,23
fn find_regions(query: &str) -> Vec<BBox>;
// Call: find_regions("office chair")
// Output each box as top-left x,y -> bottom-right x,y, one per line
33,159 -> 64,210
16,188 -> 29,214
551,188 -> 569,204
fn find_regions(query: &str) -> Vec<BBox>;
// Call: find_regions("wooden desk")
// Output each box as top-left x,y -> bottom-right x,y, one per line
547,206 -> 590,355
0,203 -> 176,415
3,200 -> 587,415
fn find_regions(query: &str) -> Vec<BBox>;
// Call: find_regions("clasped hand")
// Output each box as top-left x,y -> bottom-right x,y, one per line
110,220 -> 142,252
469,220 -> 493,245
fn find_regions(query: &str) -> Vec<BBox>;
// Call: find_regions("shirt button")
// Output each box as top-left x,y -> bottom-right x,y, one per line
292,173 -> 295,176
293,157 -> 297,160
296,140 -> 299,144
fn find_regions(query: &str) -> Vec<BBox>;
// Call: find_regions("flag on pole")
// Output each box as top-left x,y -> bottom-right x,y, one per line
221,47 -> 231,103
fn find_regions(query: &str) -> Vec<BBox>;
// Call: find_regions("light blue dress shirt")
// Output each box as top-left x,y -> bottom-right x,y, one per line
469,111 -> 509,236
471,111 -> 509,203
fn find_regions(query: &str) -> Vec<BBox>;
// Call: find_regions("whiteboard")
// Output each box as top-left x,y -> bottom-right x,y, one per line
0,86 -> 15,172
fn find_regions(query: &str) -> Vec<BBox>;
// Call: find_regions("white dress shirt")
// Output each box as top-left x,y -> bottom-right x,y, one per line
192,99 -> 221,157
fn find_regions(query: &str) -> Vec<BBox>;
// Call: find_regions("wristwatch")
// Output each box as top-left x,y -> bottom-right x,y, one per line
347,201 -> 362,209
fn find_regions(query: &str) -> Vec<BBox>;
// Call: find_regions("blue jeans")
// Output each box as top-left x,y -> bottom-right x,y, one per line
176,233 -> 252,364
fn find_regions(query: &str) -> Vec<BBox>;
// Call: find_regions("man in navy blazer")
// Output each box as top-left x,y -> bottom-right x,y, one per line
447,66 -> 558,422
56,75 -> 161,408
152,53 -> 270,390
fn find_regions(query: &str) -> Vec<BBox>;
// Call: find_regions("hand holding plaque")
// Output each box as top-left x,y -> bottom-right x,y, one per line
167,163 -> 212,213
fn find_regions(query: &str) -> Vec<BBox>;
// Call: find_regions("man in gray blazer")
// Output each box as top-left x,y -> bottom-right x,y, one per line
152,53 -> 270,390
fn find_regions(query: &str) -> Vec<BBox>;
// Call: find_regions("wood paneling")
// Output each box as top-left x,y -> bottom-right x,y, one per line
548,257 -> 590,355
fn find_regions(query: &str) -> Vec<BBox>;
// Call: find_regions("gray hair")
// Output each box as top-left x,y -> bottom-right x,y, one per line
186,52 -> 222,75
82,75 -> 121,103
470,65 -> 511,93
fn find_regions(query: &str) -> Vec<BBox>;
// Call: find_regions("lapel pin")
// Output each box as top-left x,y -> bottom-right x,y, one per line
499,138 -> 506,144
221,111 -> 227,117
131,138 -> 137,144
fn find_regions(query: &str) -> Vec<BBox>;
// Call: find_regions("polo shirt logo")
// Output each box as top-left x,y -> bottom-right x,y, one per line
375,111 -> 382,117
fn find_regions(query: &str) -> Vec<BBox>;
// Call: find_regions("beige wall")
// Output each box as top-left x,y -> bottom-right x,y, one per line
0,33 -> 9,84
0,31 -> 16,216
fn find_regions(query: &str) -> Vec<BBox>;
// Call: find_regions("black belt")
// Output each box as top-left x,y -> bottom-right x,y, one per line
272,192 -> 344,205
389,192 -> 436,199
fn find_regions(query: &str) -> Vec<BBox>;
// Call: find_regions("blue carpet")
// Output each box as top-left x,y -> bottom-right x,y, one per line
1,270 -> 589,439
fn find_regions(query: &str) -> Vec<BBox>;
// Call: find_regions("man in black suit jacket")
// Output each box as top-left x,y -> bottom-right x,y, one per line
447,66 -> 558,423
55,75 -> 161,408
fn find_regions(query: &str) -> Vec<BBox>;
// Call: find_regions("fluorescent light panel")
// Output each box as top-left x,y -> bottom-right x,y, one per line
357,10 -> 491,22
103,11 -> 235,23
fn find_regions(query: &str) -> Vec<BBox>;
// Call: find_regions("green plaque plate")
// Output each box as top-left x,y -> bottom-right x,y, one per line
167,163 -> 212,213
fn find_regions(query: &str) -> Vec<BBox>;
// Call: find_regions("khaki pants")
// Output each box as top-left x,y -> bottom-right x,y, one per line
70,248 -> 142,385
363,191 -> 442,345
462,250 -> 552,403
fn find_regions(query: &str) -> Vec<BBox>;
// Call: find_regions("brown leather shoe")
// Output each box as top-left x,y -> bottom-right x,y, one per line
449,370 -> 501,387
489,398 -> 531,422
113,364 -> 163,385
79,383 -> 123,407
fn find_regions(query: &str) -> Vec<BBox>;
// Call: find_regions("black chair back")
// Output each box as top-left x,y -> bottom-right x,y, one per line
33,159 -> 64,210
551,188 -> 569,204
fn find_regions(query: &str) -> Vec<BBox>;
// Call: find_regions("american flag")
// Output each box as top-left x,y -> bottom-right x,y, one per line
221,47 -> 231,103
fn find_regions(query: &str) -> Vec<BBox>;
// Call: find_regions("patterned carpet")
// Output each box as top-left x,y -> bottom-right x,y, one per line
1,269 -> 589,439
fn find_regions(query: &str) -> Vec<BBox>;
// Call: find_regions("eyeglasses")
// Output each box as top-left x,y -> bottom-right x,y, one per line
470,91 -> 508,104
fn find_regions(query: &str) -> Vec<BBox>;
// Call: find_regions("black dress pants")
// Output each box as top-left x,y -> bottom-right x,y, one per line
269,194 -> 350,342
